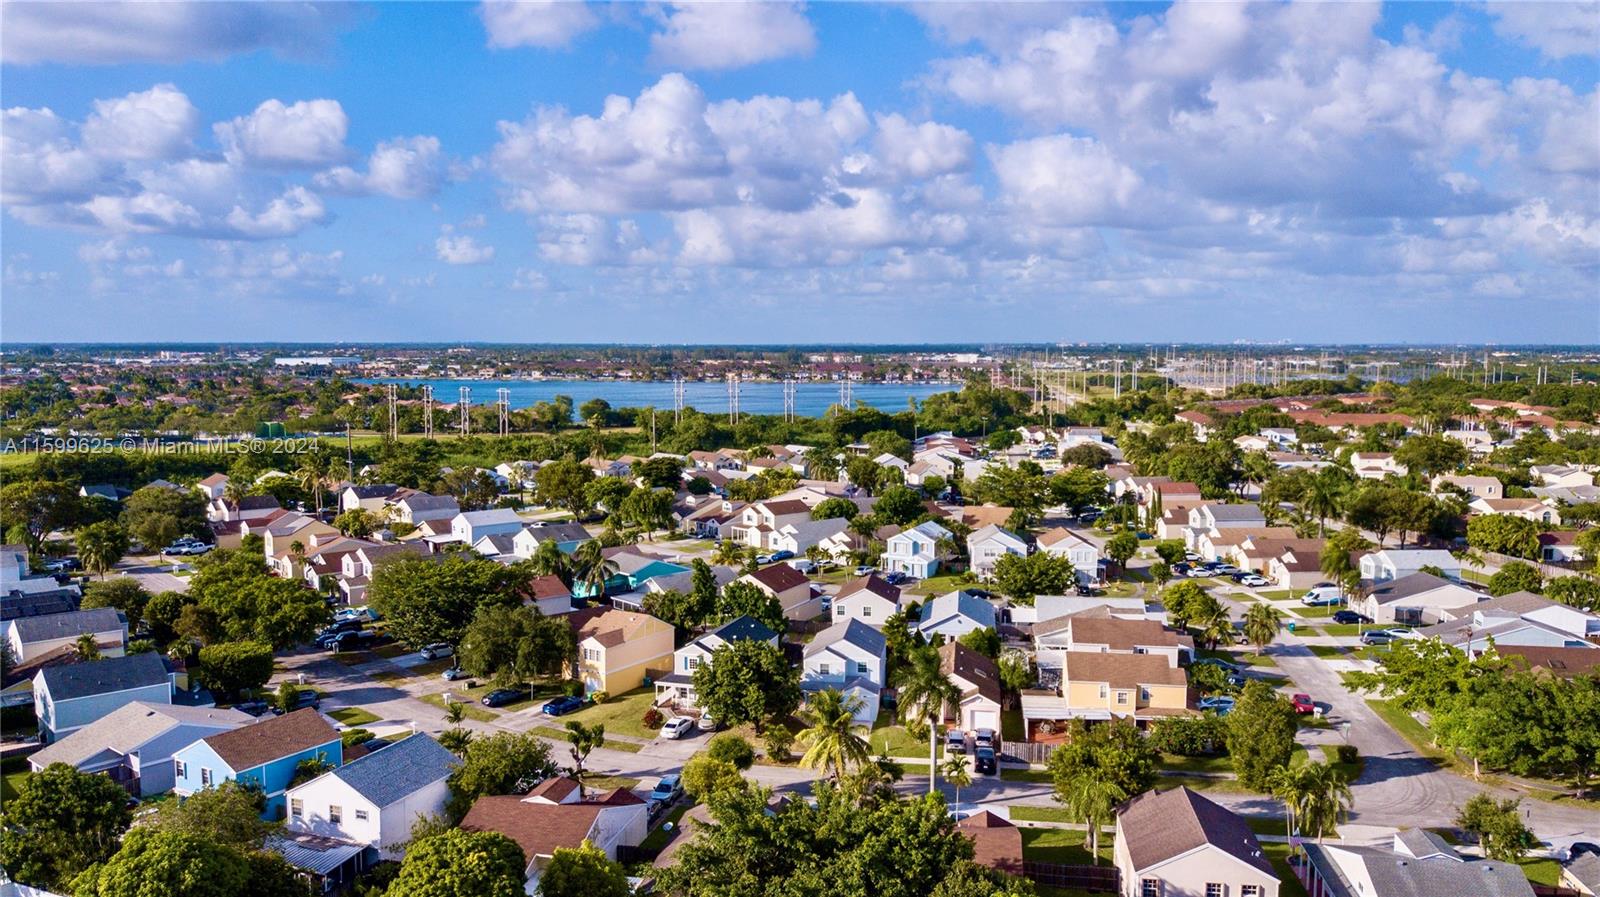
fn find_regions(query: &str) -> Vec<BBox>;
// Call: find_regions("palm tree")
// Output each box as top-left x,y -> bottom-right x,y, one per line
1193,600 -> 1234,651
1271,762 -> 1352,844
1303,472 -> 1345,536
1267,765 -> 1301,843
223,479 -> 251,508
295,453 -> 331,517
438,728 -> 473,756
289,540 -> 306,576
528,540 -> 574,587
573,541 -> 618,598
1243,602 -> 1282,655
1062,774 -> 1126,864
444,700 -> 466,726
713,539 -> 745,566
74,632 -> 101,660
894,646 -> 959,795
76,520 -> 129,579
797,688 -> 871,781
940,754 -> 972,811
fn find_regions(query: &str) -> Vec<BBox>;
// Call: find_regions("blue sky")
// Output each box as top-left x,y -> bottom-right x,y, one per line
2,1 -> 1597,344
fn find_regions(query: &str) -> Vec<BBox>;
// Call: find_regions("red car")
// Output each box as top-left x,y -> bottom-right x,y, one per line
1291,693 -> 1317,714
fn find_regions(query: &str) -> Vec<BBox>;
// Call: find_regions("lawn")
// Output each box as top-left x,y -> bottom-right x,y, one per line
1306,644 -> 1347,660
1291,603 -> 1339,618
554,687 -> 663,740
531,725 -> 644,752
897,762 -> 932,776
1307,623 -> 1362,637
581,774 -> 642,793
1021,828 -> 1110,865
417,691 -> 497,722
1007,804 -> 1072,824
1367,700 -> 1447,762
904,574 -> 973,596
326,707 -> 381,727
870,720 -> 943,759
1001,708 -> 1025,743
2,756 -> 29,803
1159,753 -> 1234,776
1518,858 -> 1562,887
1261,842 -> 1311,897
1154,773 -> 1254,794
999,767 -> 1052,784
640,804 -> 693,852
1255,590 -> 1295,601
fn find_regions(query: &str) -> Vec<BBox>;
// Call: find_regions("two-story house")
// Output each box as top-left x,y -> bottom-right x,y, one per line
802,618 -> 887,725
831,574 -> 901,627
729,500 -> 813,549
511,521 -> 593,558
570,607 -> 675,695
938,642 -> 1003,734
737,563 -> 819,621
880,520 -> 953,579
207,493 -> 282,524
918,590 -> 998,641
1036,527 -> 1103,585
449,509 -> 524,545
967,524 -> 1028,580
1033,609 -> 1193,675
654,616 -> 780,710
173,708 -> 342,818
1358,549 -> 1460,583
6,607 -> 126,663
1061,652 -> 1191,723
388,493 -> 460,526
1351,452 -> 1408,479
1432,474 -> 1504,500
519,575 -> 575,617
34,652 -> 175,743
340,484 -> 402,514
337,541 -> 432,604
1114,787 -> 1280,897
285,732 -> 459,861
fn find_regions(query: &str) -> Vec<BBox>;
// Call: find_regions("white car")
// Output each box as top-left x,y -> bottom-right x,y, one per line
661,716 -> 697,740
1239,573 -> 1269,587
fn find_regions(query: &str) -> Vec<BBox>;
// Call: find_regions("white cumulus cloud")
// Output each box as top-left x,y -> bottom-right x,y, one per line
216,98 -> 349,168
649,2 -> 817,71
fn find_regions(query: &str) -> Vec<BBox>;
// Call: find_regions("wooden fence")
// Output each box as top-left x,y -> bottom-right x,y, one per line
1004,741 -> 1059,765
1022,861 -> 1119,893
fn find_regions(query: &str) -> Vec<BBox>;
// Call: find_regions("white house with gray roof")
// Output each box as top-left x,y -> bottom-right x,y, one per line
28,701 -> 252,796
918,590 -> 998,641
1300,829 -> 1534,897
881,520 -> 953,579
285,733 -> 461,860
33,652 -> 175,743
450,509 -> 525,545
802,618 -> 887,725
5,607 -> 126,663
1355,572 -> 1483,626
966,524 -> 1028,580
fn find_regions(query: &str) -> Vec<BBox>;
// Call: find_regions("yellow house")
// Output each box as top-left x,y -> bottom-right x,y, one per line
1060,652 -> 1192,722
570,607 -> 674,695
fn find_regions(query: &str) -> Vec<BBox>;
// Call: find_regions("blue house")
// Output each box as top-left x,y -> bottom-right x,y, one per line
34,652 -> 174,743
172,708 -> 342,817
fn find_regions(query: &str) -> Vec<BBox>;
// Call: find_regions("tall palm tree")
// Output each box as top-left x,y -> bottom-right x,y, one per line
223,479 -> 251,509
528,540 -> 573,587
1193,600 -> 1234,651
295,452 -> 331,517
797,688 -> 871,781
573,541 -> 618,598
894,646 -> 959,795
940,754 -> 972,811
1271,762 -> 1352,844
444,700 -> 466,725
74,632 -> 101,660
713,539 -> 746,567
1243,602 -> 1282,655
1062,774 -> 1126,864
1303,472 -> 1345,536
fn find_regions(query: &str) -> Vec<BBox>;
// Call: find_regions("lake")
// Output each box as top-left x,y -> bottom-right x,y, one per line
356,378 -> 954,418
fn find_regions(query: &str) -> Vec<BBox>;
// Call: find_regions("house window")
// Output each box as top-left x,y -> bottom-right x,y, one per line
1116,691 -> 1129,705
200,768 -> 212,786
290,799 -> 303,818
175,760 -> 187,779
1241,887 -> 1261,897
1140,687 -> 1151,701
1141,881 -> 1161,897
837,605 -> 846,616
354,809 -> 369,821
1205,884 -> 1224,897
329,805 -> 342,824
686,656 -> 700,670
1098,684 -> 1108,699
856,662 -> 869,676
863,606 -> 872,618
582,647 -> 601,662
818,663 -> 830,676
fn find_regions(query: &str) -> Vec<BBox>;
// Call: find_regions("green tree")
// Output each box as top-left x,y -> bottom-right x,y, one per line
120,484 -> 206,550
385,830 -> 526,897
1268,761 -> 1351,843
74,632 -> 102,660
1104,530 -> 1139,569
1393,434 -> 1468,480
148,780 -> 272,849
991,551 -> 1074,604
572,539 -> 620,597
1488,561 -> 1543,596
637,456 -> 686,490
1544,576 -> 1600,611
524,539 -> 573,587
458,603 -> 575,684
535,459 -> 595,517
940,754 -> 973,809
1044,721 -> 1156,863
1455,793 -> 1537,861
0,480 -> 84,555
895,645 -> 959,794
1161,580 -> 1214,630
706,733 -> 757,770
1243,602 -> 1282,655
874,485 -> 926,526
332,508 -> 382,538
446,733 -> 558,821
564,721 -> 605,796
715,580 -> 786,634
0,762 -> 132,890
76,519 -> 130,578
197,640 -> 275,700
1225,681 -> 1298,791
1468,515 -> 1542,560
681,755 -> 747,801
72,828 -> 305,897
80,577 -> 151,630
797,688 -> 871,781
811,497 -> 861,521
539,839 -> 630,897
369,554 -> 527,649
693,640 -> 802,734
186,548 -> 329,648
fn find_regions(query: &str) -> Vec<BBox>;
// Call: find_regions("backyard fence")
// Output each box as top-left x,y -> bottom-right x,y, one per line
1022,861 -> 1119,893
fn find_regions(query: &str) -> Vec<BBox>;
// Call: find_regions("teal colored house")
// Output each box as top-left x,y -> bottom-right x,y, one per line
172,708 -> 341,817
571,550 -> 689,600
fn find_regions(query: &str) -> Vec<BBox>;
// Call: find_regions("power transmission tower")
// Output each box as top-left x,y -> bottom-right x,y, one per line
782,379 -> 797,422
386,383 -> 398,439
727,374 -> 740,425
458,386 -> 471,436
839,378 -> 853,410
496,388 -> 510,437
422,386 -> 433,438
673,377 -> 685,425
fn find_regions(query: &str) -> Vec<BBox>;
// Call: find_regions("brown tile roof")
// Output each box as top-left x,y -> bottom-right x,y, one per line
525,776 -> 580,803
1063,652 -> 1188,689
461,796 -> 601,864
1117,787 -> 1275,877
836,574 -> 900,603
201,708 -> 338,770
747,563 -> 809,593
569,607 -> 664,648
521,575 -> 572,602
938,642 -> 1003,706
957,811 -> 1024,875
1067,617 -> 1188,652
960,505 -> 1014,529
1496,645 -> 1600,679
759,500 -> 810,516
1037,527 -> 1093,549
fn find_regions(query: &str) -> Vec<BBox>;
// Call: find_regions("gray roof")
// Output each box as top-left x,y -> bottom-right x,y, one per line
1301,843 -> 1534,897
1,589 -> 80,621
919,590 -> 998,630
525,522 -> 591,543
398,493 -> 458,511
1392,828 -> 1458,860
9,608 -> 123,643
1205,503 -> 1264,521
29,701 -> 252,768
325,733 -> 460,808
1117,787 -> 1276,878
1566,852 -> 1600,891
806,617 -> 886,658
38,652 -> 169,701
1366,572 -> 1478,606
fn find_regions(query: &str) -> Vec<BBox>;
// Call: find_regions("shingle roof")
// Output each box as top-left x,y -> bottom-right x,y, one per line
1117,787 -> 1275,877
1300,843 -> 1534,897
523,522 -> 591,543
346,484 -> 400,499
1065,616 -> 1188,651
806,617 -> 886,658
30,701 -> 253,768
747,563 -> 809,593
836,574 -> 900,603
1204,503 -> 1264,521
522,575 -> 572,601
461,792 -> 641,863
8,607 -> 122,643
1063,652 -> 1188,688
324,733 -> 458,808
710,615 -> 778,644
1365,572 -> 1477,605
38,652 -> 169,701
570,607 -> 664,648
0,589 -> 80,621
200,708 -> 338,771
957,811 -> 1023,875
919,591 -> 997,630
938,642 -> 1002,706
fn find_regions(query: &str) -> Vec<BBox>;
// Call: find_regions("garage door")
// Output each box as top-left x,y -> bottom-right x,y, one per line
969,709 -> 999,732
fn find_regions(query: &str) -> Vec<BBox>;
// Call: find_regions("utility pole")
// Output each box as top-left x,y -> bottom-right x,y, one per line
344,423 -> 353,481
782,379 -> 797,422
459,386 -> 471,436
673,377 -> 685,425
727,374 -> 740,425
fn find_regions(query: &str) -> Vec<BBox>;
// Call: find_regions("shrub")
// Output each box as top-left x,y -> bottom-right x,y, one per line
563,680 -> 585,697
1335,744 -> 1359,765
1148,715 -> 1228,756
706,733 -> 756,770
642,707 -> 665,729
590,690 -> 609,704
341,728 -> 375,748
762,726 -> 794,762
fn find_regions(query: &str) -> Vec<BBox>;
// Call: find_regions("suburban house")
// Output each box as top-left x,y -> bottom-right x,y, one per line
1299,829 -> 1533,897
1530,464 -> 1594,488
206,493 -> 282,524
511,521 -> 593,558
832,574 -> 902,627
461,786 -> 649,893
677,500 -> 746,540
738,563 -> 820,621
729,499 -> 813,549
519,575 -> 575,616
472,533 -> 520,560
1469,497 -> 1561,525
337,541 -> 432,604
687,449 -> 745,472
1562,852 -> 1600,897
172,708 -> 342,818
569,607 -> 675,694
196,472 -> 230,502
34,652 -> 175,743
918,590 -> 998,641
967,525 -> 1028,580
285,733 -> 460,861
767,517 -> 850,556
1029,596 -> 1164,626
1022,652 -> 1191,733
937,642 -> 1003,734
1414,591 -> 1600,655
1351,452 -> 1407,479
802,618 -> 887,724
1175,411 -> 1216,441
5,607 -> 126,663
1036,527 -> 1104,585
389,493 -> 460,525
1114,787 -> 1280,897
654,615 -> 780,711
1033,609 -> 1193,674
257,514 -> 340,562
1,544 -> 82,621
1149,480 -> 1203,507
340,484 -> 402,513
1432,474 -> 1503,500
1359,549 -> 1460,583
1266,544 -> 1326,590
27,701 -> 253,797
957,811 -> 1025,877
880,520 -> 954,579
1538,531 -> 1586,563
450,509 -> 524,545
1356,572 -> 1483,625
1196,527 -> 1298,565
1494,645 -> 1600,680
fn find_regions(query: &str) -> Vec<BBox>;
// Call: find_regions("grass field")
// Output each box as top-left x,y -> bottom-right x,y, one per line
553,687 -> 662,740
1159,753 -> 1233,775
326,707 -> 381,727
1007,804 -> 1071,823
999,767 -> 1052,783
1309,623 -> 1362,637
1306,644 -> 1347,659
581,774 -> 642,793
870,719 -> 943,759
640,804 -> 693,852
2,756 -> 29,803
1261,842 -> 1311,897
1021,828 -> 1110,865
531,725 -> 644,752
417,691 -> 497,722
1001,708 -> 1025,743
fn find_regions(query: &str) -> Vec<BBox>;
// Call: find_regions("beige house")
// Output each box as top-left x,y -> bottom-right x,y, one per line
1432,474 -> 1503,500
1033,609 -> 1193,674
1469,498 -> 1561,525
738,564 -> 819,621
570,607 -> 674,695
1060,652 -> 1191,723
1114,786 -> 1280,897
831,574 -> 901,627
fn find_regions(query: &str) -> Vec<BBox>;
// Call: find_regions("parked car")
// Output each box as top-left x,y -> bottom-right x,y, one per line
650,774 -> 683,805
945,729 -> 966,754
1301,587 -> 1342,606
1239,573 -> 1269,587
541,695 -> 584,716
788,559 -> 817,574
974,728 -> 998,751
482,688 -> 526,708
661,716 -> 697,739
441,666 -> 468,681
317,619 -> 364,639
1568,842 -> 1600,861
43,557 -> 82,573
1075,585 -> 1104,597
769,550 -> 795,562
884,571 -> 907,585
1172,562 -> 1192,577
420,642 -> 454,660
1212,563 -> 1240,576
1198,696 -> 1236,715
1332,610 -> 1372,624
1386,627 -> 1418,640
1290,694 -> 1317,714
698,712 -> 719,732
1184,552 -> 1201,562
820,596 -> 832,612
853,565 -> 876,576
234,700 -> 271,717
1360,631 -> 1395,646
322,630 -> 376,651
974,746 -> 997,775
